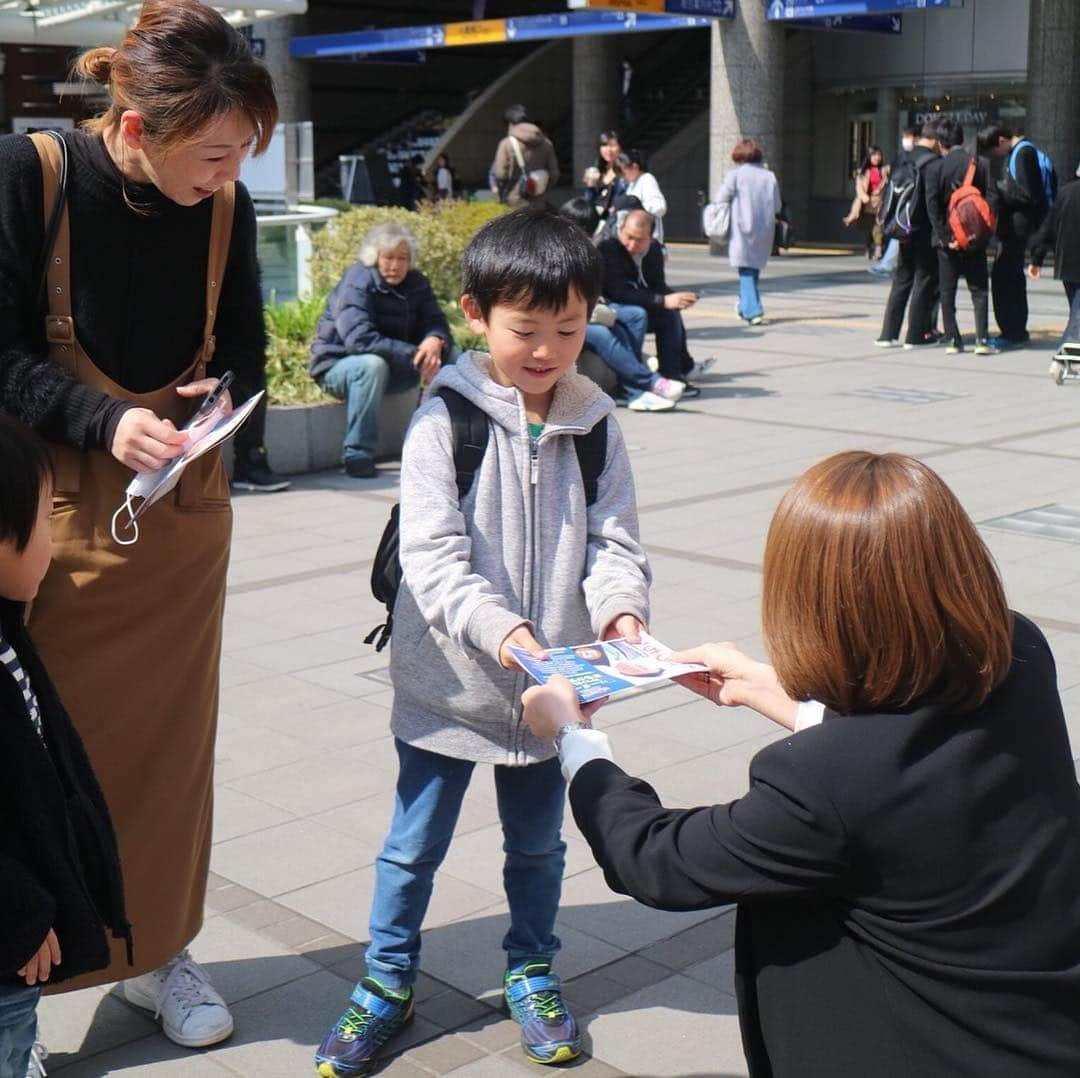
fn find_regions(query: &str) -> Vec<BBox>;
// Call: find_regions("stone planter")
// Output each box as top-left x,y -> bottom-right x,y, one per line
223,389 -> 419,476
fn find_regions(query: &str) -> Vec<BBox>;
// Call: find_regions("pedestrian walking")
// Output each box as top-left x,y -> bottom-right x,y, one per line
0,0 -> 277,1050
1029,171 -> 1080,348
711,138 -> 782,326
843,145 -> 889,258
876,123 -> 942,349
492,105 -> 559,208
980,124 -> 1055,347
523,449 -> 1080,1078
925,117 -> 999,355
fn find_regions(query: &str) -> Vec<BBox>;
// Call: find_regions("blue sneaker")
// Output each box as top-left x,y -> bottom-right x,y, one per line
504,961 -> 580,1065
315,979 -> 414,1077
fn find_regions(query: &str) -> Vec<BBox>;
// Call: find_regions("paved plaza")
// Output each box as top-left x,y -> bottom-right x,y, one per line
41,247 -> 1080,1077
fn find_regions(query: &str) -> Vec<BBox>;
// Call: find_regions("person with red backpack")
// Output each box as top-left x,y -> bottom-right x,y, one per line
925,117 -> 999,356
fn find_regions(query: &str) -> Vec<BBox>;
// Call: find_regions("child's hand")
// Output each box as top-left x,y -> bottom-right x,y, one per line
18,928 -> 61,986
601,614 -> 644,643
499,625 -> 546,670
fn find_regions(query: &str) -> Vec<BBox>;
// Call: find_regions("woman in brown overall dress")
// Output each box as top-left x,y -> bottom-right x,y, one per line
0,0 -> 277,1053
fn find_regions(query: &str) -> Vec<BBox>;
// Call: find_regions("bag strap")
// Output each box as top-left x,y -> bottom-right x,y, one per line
436,387 -> 489,499
961,156 -> 977,189
573,415 -> 607,507
30,131 -> 69,315
509,135 -> 527,174
1007,138 -> 1031,180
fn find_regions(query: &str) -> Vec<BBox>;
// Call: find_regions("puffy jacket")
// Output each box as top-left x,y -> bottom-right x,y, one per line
309,264 -> 451,382
493,123 -> 561,204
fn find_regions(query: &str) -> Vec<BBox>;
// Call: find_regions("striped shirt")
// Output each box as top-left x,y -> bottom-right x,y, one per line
0,633 -> 43,740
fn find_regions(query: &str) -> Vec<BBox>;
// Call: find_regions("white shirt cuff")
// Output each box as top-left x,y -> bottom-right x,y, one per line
558,727 -> 615,782
794,699 -> 826,732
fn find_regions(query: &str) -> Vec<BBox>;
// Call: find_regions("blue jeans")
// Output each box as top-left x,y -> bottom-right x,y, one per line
1063,282 -> 1080,345
320,347 -> 459,467
0,984 -> 39,1078
585,306 -> 653,396
737,267 -> 763,321
611,302 -> 691,379
366,739 -> 567,989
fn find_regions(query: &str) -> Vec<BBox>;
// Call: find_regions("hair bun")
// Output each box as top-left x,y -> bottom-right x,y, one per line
75,47 -> 115,85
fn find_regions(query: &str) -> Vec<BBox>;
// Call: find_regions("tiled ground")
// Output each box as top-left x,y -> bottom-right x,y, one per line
41,246 -> 1080,1076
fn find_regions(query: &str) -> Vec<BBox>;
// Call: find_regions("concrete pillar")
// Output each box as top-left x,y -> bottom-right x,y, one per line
572,37 -> 617,182
781,31 -> 813,242
1027,0 -> 1080,181
250,14 -> 311,124
876,86 -> 899,157
708,3 -> 785,204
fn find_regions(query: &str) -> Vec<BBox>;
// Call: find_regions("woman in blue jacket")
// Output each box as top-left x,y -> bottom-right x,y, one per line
310,222 -> 455,478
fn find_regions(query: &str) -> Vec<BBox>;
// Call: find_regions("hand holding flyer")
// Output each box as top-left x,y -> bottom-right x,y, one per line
510,631 -> 707,704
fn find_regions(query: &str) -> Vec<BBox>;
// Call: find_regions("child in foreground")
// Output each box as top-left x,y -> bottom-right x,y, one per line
0,417 -> 130,1077
315,206 -> 652,1077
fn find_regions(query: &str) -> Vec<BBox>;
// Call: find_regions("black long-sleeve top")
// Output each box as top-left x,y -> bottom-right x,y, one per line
924,147 -> 996,250
597,237 -> 670,313
0,130 -> 266,451
1030,178 -> 1080,281
569,613 -> 1080,1077
997,140 -> 1048,241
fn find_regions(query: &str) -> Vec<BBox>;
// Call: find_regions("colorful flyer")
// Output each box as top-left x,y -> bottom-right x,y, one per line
510,631 -> 706,703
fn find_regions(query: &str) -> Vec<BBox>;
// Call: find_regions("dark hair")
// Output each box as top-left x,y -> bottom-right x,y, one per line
615,148 -> 646,171
857,145 -> 885,173
462,205 -> 601,318
902,126 -> 917,138
559,196 -> 596,235
977,123 -> 1015,155
763,451 -> 1012,715
934,116 -> 964,149
598,129 -> 620,148
74,0 -> 277,157
919,121 -> 939,140
732,138 -> 764,164
0,417 -> 53,554
504,103 -> 527,125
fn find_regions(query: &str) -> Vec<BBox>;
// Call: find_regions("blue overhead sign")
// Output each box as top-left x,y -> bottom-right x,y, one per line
766,0 -> 958,17
789,13 -> 902,31
291,9 -> 714,58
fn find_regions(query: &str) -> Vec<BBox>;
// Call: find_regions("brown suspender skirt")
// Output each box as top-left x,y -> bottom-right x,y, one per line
27,132 -> 235,987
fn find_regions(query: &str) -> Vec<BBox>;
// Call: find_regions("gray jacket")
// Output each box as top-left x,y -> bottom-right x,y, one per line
715,163 -> 782,271
389,352 -> 651,765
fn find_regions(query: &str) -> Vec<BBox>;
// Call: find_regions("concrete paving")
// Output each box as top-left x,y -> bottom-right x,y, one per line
41,246 -> 1080,1076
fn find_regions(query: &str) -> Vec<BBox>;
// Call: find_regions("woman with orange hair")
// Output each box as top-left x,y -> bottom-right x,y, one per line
524,450 -> 1080,1076
0,0 -> 278,1053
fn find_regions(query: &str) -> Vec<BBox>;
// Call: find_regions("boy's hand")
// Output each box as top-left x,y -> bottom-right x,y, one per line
601,614 -> 644,643
499,625 -> 546,670
18,928 -> 61,986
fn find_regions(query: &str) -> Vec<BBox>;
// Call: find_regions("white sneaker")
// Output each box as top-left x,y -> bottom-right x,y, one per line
644,354 -> 660,373
26,1039 -> 47,1077
692,357 -> 717,377
651,377 -> 686,402
123,950 -> 234,1048
628,391 -> 675,412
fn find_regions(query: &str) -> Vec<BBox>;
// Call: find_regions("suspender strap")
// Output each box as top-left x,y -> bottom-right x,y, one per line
198,182 -> 237,376
29,132 -> 76,375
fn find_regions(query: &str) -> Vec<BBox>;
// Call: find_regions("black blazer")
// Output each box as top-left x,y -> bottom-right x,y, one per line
570,613 -> 1080,1077
924,147 -> 996,250
0,599 -> 130,985
597,237 -> 669,314
1030,178 -> 1080,282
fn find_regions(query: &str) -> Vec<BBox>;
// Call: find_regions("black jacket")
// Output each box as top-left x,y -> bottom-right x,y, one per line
0,599 -> 130,985
1030,178 -> 1080,281
0,131 -> 266,452
570,613 -> 1080,1077
597,237 -> 669,314
997,140 -> 1049,241
309,264 -> 451,382
924,147 -> 996,250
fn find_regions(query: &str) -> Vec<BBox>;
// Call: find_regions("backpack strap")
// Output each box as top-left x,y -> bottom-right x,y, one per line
573,415 -> 607,507
962,156 -> 977,188
1007,138 -> 1032,180
435,387 -> 489,499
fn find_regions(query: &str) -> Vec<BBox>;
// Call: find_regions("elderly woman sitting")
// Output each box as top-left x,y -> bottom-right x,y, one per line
310,222 -> 454,478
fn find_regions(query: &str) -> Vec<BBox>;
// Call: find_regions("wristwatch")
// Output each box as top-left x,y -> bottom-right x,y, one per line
553,721 -> 590,756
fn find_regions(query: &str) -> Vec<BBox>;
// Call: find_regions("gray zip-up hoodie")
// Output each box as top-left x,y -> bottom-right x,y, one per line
389,351 -> 651,765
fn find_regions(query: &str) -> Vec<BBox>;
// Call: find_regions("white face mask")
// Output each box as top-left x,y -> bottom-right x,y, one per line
110,466 -> 183,546
902,136 -> 915,153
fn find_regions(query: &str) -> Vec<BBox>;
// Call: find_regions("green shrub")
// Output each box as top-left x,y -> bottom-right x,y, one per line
263,290 -> 333,405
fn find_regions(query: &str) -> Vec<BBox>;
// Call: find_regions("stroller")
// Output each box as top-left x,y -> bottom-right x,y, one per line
1049,342 -> 1080,384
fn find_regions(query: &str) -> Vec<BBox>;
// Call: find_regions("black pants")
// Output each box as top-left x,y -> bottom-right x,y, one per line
938,248 -> 989,344
991,235 -> 1028,340
232,380 -> 268,459
880,237 -> 938,344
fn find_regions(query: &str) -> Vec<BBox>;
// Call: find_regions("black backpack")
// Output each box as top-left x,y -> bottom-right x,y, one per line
878,154 -> 933,241
364,387 -> 608,652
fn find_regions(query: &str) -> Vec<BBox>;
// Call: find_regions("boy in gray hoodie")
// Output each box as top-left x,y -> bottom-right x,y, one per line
316,207 -> 651,1078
